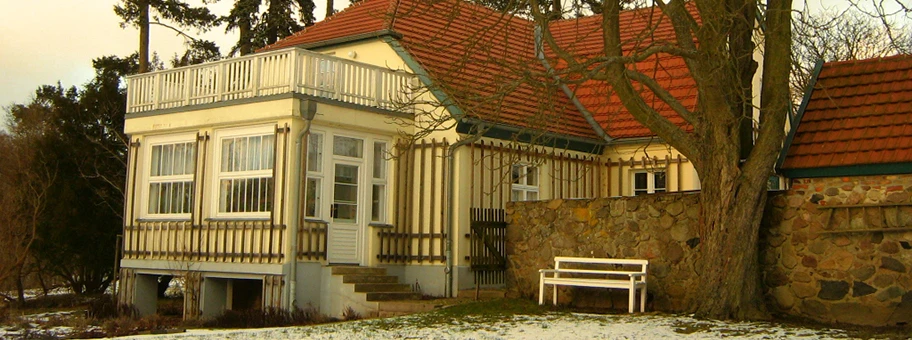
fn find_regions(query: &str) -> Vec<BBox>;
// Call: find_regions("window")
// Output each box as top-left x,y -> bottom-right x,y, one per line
333,135 -> 363,158
216,129 -> 275,215
305,133 -> 323,218
333,164 -> 359,222
511,164 -> 539,201
633,170 -> 667,196
371,142 -> 388,223
146,139 -> 196,217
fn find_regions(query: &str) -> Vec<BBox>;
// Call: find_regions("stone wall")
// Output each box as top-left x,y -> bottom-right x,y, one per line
506,174 -> 912,326
762,175 -> 912,326
505,193 -> 703,312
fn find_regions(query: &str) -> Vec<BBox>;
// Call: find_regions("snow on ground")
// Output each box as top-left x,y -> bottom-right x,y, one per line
119,313 -> 854,340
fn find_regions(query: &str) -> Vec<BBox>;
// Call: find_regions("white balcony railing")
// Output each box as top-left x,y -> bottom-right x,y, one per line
126,47 -> 416,114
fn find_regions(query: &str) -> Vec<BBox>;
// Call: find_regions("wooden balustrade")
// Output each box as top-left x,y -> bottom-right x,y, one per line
123,220 -> 286,264
126,47 -> 415,114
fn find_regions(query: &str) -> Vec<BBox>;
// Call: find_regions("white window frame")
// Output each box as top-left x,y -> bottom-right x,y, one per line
212,125 -> 276,218
304,132 -> 325,219
370,141 -> 389,224
511,163 -> 539,202
140,133 -> 198,220
632,170 -> 667,196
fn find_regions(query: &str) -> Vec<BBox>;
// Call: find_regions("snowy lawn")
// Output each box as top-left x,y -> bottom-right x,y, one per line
118,312 -> 860,339
116,299 -> 898,340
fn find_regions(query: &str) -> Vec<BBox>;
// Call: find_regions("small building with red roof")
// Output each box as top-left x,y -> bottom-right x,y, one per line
117,0 -> 709,318
766,55 -> 912,326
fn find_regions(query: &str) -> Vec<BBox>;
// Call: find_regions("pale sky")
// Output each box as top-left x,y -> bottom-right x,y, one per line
0,0 -> 348,113
0,0 -> 904,117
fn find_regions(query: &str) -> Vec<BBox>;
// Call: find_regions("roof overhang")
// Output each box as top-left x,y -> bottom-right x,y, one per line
456,118 -> 606,154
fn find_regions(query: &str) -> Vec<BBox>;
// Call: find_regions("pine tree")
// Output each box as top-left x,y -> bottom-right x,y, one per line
114,0 -> 219,72
224,0 -> 317,56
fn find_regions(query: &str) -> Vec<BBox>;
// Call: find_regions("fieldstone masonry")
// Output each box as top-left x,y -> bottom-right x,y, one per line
505,193 -> 703,312
506,174 -> 912,326
762,175 -> 912,326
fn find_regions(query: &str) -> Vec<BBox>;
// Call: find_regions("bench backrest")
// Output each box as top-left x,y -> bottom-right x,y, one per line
553,257 -> 648,274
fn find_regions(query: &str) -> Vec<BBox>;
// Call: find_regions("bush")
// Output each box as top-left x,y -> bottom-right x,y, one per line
205,306 -> 327,328
86,295 -> 135,320
342,306 -> 361,321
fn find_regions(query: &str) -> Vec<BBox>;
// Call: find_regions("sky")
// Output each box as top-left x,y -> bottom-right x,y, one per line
0,0 -> 348,113
0,0 -> 905,118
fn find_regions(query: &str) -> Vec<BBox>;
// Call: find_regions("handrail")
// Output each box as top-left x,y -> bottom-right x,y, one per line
126,47 -> 415,114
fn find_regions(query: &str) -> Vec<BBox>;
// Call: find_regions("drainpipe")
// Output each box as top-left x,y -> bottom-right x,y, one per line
534,25 -> 613,144
445,125 -> 486,298
288,100 -> 317,309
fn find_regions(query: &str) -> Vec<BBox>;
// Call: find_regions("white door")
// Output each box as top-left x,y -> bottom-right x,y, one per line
327,162 -> 361,264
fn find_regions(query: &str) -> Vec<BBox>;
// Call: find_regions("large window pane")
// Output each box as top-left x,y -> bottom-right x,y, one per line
373,142 -> 386,179
218,177 -> 274,213
147,141 -> 196,216
308,133 -> 323,172
371,184 -> 385,222
305,177 -> 321,218
333,164 -> 358,222
333,136 -> 363,158
655,171 -> 667,192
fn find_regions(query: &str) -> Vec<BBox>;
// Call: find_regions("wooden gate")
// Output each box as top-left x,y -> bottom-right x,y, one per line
469,208 -> 507,285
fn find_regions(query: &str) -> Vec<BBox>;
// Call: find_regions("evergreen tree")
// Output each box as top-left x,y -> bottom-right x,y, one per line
3,55 -> 135,294
224,0 -> 317,56
114,0 -> 219,72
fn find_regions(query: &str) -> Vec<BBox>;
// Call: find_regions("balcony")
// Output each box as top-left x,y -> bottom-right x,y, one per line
126,47 -> 416,114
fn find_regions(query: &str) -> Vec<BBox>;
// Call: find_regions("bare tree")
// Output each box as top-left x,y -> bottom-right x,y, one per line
0,132 -> 57,304
791,7 -> 912,102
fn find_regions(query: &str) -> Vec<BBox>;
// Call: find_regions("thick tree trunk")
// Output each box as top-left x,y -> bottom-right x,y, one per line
139,0 -> 150,73
691,157 -> 770,319
326,0 -> 334,18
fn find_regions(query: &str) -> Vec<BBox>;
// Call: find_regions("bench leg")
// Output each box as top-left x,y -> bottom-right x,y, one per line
553,285 -> 558,305
640,285 -> 647,312
628,289 -> 635,313
539,281 -> 544,305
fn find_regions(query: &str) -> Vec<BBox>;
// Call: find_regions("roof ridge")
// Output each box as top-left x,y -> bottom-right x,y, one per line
823,54 -> 912,67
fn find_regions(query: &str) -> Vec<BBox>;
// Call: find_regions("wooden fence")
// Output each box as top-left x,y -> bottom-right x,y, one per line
468,208 -> 507,285
469,140 -> 691,209
378,139 -> 450,263
297,219 -> 328,260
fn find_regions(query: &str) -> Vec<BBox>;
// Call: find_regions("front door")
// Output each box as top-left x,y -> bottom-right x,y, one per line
327,161 -> 361,264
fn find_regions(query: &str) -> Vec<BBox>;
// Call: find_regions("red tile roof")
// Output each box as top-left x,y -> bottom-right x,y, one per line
781,54 -> 912,169
262,0 -> 698,141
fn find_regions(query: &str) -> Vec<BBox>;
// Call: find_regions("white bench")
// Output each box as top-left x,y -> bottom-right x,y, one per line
539,257 -> 648,313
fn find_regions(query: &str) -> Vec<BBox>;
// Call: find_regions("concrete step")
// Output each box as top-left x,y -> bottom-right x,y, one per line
331,266 -> 387,276
366,292 -> 422,301
342,275 -> 399,284
354,283 -> 413,293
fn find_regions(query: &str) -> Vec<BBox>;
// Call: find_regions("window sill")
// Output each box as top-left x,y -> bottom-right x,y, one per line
136,217 -> 192,222
369,222 -> 394,229
305,218 -> 329,224
205,217 -> 271,222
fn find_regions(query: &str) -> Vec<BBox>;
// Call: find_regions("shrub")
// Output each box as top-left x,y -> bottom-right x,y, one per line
342,306 -> 361,321
205,306 -> 327,328
87,295 -> 136,320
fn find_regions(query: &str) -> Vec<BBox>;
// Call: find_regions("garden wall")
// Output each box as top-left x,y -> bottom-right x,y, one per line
506,175 -> 912,326
762,175 -> 912,326
505,193 -> 703,312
